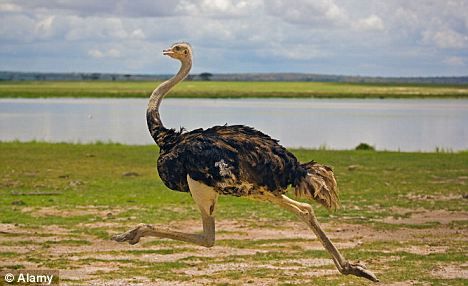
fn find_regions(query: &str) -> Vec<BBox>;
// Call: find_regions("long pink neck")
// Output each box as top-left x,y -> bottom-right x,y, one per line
147,57 -> 192,129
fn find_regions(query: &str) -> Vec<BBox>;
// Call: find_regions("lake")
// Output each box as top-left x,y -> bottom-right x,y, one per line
0,98 -> 467,151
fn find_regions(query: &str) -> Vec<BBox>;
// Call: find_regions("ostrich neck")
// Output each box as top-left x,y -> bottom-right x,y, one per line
147,57 -> 192,130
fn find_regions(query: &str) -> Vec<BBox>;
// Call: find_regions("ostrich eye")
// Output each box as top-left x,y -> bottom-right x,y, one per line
174,46 -> 180,51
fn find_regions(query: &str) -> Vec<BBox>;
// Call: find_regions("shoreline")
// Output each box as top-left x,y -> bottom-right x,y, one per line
1,81 -> 467,99
0,140 -> 465,154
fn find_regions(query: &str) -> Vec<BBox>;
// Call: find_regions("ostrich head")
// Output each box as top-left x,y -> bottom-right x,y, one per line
163,42 -> 192,61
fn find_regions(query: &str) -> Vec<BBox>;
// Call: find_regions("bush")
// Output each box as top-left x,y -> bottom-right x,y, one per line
355,143 -> 375,151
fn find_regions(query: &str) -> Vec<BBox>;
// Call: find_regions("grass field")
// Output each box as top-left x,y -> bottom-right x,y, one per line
1,81 -> 468,98
0,142 -> 467,285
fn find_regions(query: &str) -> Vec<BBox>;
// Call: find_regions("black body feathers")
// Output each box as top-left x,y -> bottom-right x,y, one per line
153,124 -> 307,196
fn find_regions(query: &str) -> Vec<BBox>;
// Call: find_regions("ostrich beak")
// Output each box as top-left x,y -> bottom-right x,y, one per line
162,48 -> 173,56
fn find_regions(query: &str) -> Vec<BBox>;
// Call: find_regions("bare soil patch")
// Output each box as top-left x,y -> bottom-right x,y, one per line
380,210 -> 468,225
20,206 -> 129,218
431,263 -> 468,279
1,205 -> 467,285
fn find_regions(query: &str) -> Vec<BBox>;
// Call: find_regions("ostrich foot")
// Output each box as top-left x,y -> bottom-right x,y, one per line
111,223 -> 152,245
341,261 -> 379,282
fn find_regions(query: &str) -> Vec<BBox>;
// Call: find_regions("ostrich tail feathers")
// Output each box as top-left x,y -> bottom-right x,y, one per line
295,161 -> 340,211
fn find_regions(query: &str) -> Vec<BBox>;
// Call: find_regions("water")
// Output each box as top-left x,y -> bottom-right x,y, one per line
0,98 -> 467,151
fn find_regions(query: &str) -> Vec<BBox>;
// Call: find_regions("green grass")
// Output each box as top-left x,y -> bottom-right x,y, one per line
0,80 -> 467,98
0,141 -> 467,285
2,141 -> 465,226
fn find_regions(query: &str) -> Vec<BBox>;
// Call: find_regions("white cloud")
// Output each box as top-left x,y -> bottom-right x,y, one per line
107,48 -> 121,57
63,17 -> 140,41
35,16 -> 56,38
354,15 -> 384,31
130,29 -> 145,40
266,0 -> 348,26
4,0 -> 181,17
0,2 -> 22,12
444,56 -> 465,66
88,49 -> 104,58
270,44 -> 329,61
423,29 -> 468,49
88,48 -> 121,59
176,0 -> 261,17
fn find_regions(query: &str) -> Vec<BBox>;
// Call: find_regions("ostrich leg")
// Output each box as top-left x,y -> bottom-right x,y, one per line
264,194 -> 379,282
112,176 -> 218,247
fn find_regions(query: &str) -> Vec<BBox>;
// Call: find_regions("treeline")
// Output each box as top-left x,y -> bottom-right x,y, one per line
212,73 -> 468,84
0,71 -> 170,81
1,71 -> 467,84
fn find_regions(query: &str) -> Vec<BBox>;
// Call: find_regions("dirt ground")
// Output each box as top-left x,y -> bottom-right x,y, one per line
0,206 -> 467,285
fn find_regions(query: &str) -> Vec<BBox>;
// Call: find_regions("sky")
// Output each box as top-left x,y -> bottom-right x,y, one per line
0,0 -> 467,76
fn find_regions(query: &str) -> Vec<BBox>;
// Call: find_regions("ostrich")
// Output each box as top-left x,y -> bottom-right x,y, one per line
112,42 -> 378,282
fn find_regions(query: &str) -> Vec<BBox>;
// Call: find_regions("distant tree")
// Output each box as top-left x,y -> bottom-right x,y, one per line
124,74 -> 132,81
34,74 -> 46,81
199,72 -> 213,81
355,143 -> 375,151
90,73 -> 101,80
